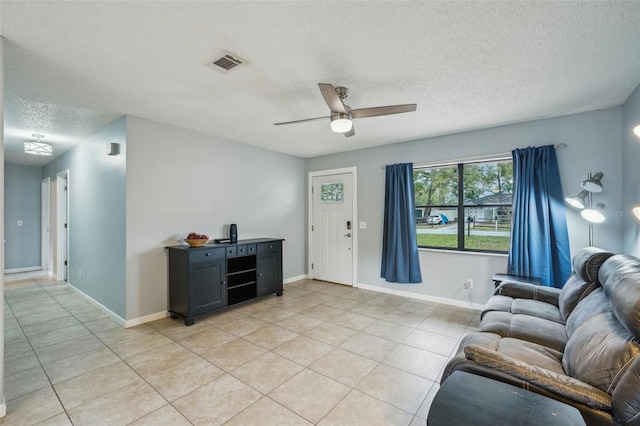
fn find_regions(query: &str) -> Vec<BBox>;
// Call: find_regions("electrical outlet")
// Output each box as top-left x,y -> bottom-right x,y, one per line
464,278 -> 473,289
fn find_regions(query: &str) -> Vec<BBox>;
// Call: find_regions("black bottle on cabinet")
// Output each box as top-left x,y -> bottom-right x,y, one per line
229,223 -> 238,243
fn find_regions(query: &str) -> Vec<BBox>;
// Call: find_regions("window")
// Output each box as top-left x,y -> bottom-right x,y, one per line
414,159 -> 513,253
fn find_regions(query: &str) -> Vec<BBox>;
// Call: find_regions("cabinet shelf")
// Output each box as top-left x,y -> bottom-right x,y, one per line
227,280 -> 256,289
227,268 -> 257,276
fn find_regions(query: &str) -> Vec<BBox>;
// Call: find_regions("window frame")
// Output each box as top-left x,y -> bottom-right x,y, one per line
414,157 -> 513,254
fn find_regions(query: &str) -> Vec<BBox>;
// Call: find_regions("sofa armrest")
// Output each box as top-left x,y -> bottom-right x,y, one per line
464,344 -> 611,411
496,281 -> 561,306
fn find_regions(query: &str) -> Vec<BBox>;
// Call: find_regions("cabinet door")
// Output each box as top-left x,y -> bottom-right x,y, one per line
190,258 -> 226,315
257,252 -> 282,296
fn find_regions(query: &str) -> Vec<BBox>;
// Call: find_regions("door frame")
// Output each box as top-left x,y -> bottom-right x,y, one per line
308,167 -> 358,287
41,177 -> 50,272
56,169 -> 69,281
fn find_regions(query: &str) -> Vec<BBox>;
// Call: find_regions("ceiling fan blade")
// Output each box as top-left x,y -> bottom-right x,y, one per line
351,104 -> 417,119
274,116 -> 330,126
343,126 -> 355,138
318,83 -> 346,113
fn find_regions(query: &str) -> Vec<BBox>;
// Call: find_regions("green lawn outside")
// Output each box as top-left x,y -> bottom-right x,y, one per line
417,233 -> 509,252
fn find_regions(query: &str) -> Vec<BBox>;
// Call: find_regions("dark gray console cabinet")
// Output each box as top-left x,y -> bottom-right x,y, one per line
166,238 -> 283,325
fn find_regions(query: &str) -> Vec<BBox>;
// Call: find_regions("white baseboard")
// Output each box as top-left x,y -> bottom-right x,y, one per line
4,266 -> 42,274
124,311 -> 168,328
67,283 -> 127,327
0,400 -> 5,417
284,274 -> 308,284
66,283 -> 169,328
357,282 -> 485,310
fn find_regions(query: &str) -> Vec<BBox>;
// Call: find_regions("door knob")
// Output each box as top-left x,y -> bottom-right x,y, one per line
344,233 -> 352,237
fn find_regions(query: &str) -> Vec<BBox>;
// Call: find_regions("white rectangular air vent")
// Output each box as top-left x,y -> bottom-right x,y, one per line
205,50 -> 247,73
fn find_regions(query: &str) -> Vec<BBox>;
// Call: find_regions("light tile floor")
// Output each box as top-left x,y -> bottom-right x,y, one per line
2,271 -> 480,425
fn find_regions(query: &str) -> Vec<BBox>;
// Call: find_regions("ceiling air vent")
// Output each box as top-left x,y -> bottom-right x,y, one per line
205,50 -> 247,73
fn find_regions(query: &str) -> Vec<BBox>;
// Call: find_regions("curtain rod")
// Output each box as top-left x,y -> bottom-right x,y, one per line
381,143 -> 567,170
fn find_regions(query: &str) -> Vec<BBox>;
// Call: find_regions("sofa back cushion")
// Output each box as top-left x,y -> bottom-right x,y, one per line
558,248 -> 614,321
611,355 -> 640,425
562,294 -> 640,396
598,254 -> 640,340
558,273 -> 598,320
571,247 -> 614,282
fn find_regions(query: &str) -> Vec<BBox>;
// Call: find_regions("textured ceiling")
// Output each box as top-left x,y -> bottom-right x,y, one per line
2,1 -> 640,166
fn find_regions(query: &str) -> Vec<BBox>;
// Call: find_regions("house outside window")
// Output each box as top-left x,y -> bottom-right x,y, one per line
414,159 -> 513,253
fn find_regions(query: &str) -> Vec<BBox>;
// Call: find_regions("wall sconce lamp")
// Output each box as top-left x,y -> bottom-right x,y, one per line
107,142 -> 120,156
565,172 -> 605,246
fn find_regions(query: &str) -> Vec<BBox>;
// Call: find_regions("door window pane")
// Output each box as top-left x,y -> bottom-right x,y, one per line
321,183 -> 344,203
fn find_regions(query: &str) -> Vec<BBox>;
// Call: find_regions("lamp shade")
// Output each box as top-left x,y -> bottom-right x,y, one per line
565,190 -> 589,209
581,203 -> 606,223
633,206 -> 640,220
634,125 -> 640,139
580,172 -> 604,193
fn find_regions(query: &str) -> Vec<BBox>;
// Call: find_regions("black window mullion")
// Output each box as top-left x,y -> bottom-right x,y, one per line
457,164 -> 464,250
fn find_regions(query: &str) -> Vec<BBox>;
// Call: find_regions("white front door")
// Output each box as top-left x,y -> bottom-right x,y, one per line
312,173 -> 353,285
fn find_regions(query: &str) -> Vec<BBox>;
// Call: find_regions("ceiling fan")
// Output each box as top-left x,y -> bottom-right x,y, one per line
274,83 -> 417,138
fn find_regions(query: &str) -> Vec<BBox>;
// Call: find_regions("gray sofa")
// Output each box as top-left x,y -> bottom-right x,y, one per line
442,249 -> 640,426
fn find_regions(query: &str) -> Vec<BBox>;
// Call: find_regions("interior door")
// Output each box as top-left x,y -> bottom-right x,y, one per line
41,177 -> 50,271
56,170 -> 69,281
312,173 -> 353,285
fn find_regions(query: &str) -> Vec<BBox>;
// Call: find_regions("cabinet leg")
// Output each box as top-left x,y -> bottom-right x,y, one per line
276,290 -> 283,296
185,318 -> 195,326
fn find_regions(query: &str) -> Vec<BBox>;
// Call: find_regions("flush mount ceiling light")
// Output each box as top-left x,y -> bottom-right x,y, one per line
24,133 -> 53,156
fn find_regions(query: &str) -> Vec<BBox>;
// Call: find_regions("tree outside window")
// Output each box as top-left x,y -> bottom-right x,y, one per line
414,160 -> 513,253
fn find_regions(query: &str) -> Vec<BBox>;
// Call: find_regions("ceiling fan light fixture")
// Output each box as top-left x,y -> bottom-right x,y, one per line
330,113 -> 353,133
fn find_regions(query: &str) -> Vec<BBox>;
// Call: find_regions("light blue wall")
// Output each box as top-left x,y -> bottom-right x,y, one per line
43,117 -> 127,318
124,116 -> 307,320
4,163 -> 42,270
307,108 -> 623,304
622,84 -> 640,256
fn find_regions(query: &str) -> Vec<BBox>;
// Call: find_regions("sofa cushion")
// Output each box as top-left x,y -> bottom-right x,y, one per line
564,288 -> 612,338
571,246 -> 615,283
511,299 -> 563,323
479,311 -> 567,352
464,344 -> 612,411
611,354 -> 640,426
599,254 -> 640,340
481,296 -> 563,323
562,298 -> 640,395
557,273 -> 600,321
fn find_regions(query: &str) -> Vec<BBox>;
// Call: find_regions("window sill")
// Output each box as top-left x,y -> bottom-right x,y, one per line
418,247 -> 508,258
